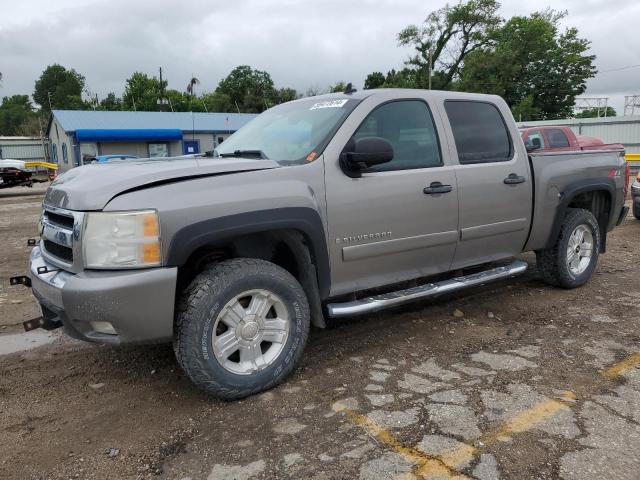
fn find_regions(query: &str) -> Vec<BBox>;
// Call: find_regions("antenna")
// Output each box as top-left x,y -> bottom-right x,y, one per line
344,83 -> 357,95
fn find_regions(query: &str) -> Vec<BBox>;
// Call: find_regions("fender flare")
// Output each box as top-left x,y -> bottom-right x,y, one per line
165,207 -> 331,299
545,178 -> 615,250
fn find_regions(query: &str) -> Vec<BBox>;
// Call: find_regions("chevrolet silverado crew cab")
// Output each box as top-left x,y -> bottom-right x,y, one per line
20,89 -> 628,399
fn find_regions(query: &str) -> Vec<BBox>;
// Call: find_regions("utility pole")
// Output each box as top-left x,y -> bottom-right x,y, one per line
428,48 -> 433,90
47,91 -> 53,110
158,67 -> 165,112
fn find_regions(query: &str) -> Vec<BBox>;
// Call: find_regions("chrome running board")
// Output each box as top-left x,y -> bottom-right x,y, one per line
326,260 -> 528,317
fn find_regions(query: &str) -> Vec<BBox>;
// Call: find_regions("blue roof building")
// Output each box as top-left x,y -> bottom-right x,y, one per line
47,110 -> 257,171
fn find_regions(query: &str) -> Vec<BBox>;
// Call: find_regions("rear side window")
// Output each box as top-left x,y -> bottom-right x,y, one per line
353,100 -> 442,172
546,128 -> 570,148
444,101 -> 513,164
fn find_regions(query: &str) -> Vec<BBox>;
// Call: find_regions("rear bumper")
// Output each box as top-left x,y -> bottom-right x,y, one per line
632,182 -> 640,205
29,246 -> 177,344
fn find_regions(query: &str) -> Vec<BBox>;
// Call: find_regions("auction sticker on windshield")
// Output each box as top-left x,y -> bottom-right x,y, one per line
309,99 -> 349,110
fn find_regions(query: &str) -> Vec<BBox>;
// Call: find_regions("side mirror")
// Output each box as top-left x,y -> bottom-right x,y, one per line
341,137 -> 394,177
526,137 -> 542,152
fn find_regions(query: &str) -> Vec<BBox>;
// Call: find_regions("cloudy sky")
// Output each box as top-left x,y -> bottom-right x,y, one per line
2,0 -> 639,113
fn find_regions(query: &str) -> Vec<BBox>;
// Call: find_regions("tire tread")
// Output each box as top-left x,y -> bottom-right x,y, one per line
174,258 -> 310,400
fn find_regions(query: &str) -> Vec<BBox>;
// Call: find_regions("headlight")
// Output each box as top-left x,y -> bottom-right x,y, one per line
83,210 -> 161,268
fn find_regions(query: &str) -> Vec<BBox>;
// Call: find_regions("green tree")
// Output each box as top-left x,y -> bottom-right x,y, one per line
364,72 -> 386,89
575,106 -> 616,118
329,81 -> 346,93
0,95 -> 38,136
216,66 -> 275,113
397,0 -> 502,89
33,64 -> 87,111
122,72 -> 166,111
272,88 -> 298,104
200,91 -> 233,112
97,92 -> 122,111
458,10 -> 596,120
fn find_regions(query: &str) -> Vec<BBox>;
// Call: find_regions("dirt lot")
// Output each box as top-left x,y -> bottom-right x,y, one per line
1,186 -> 639,480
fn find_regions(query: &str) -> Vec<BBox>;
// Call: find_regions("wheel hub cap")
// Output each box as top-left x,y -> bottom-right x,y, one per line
566,224 -> 594,276
211,289 -> 291,375
240,321 -> 260,340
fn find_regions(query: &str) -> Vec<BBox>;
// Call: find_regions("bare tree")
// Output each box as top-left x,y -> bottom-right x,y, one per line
397,0 -> 502,88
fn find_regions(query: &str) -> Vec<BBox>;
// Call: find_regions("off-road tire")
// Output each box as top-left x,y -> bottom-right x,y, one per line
536,208 -> 601,289
633,202 -> 640,220
174,258 -> 310,399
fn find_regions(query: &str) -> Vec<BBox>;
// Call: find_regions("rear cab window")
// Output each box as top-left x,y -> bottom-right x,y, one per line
546,128 -> 570,148
444,100 -> 513,164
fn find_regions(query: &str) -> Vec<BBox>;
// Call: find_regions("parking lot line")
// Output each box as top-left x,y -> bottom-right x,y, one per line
482,391 -> 575,443
603,352 -> 640,378
333,351 -> 640,479
332,401 -> 470,479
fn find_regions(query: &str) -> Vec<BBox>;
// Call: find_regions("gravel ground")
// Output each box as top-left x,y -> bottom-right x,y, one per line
1,190 -> 639,480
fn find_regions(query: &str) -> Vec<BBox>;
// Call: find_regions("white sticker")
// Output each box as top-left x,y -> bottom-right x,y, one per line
309,99 -> 349,110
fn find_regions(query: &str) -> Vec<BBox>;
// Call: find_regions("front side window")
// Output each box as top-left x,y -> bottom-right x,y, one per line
216,98 -> 360,165
352,100 -> 442,172
445,101 -> 513,164
546,129 -> 570,148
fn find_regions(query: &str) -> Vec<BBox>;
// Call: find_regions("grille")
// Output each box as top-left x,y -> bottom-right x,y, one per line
41,207 -> 77,267
43,240 -> 73,263
44,210 -> 74,229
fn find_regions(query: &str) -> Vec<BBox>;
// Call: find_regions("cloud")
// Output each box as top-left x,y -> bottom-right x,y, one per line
1,0 -> 638,113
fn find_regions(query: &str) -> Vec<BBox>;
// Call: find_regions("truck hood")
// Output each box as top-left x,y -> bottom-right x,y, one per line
44,157 -> 280,211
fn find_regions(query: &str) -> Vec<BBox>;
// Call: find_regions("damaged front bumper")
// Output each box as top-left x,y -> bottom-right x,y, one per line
25,246 -> 178,345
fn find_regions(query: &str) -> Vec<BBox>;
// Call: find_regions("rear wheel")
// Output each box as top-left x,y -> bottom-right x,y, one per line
174,258 -> 310,399
633,202 -> 640,220
536,208 -> 601,289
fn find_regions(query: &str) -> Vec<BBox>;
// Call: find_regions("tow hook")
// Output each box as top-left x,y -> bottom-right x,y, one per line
23,316 -> 62,332
9,276 -> 31,287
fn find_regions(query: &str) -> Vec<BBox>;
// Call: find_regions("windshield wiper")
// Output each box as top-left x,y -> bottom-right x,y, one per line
219,149 -> 269,159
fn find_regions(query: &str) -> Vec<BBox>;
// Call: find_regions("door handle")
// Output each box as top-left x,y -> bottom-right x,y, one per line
504,173 -> 526,185
423,182 -> 453,194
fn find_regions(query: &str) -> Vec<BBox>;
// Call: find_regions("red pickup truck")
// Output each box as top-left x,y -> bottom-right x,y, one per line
520,126 -> 623,153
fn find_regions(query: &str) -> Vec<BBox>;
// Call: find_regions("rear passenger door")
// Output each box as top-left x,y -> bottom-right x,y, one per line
442,100 -> 532,268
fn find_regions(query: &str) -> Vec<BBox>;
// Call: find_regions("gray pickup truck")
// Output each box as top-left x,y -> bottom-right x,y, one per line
19,89 -> 628,398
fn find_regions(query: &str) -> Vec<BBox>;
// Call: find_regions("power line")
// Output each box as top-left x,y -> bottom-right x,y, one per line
599,64 -> 640,74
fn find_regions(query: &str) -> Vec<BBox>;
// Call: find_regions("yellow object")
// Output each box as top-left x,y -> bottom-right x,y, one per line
143,243 -> 161,264
24,161 -> 58,170
625,153 -> 640,162
143,213 -> 160,236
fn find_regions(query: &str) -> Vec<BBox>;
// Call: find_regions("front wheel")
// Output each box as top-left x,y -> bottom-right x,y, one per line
174,258 -> 310,399
633,202 -> 640,220
536,208 -> 601,289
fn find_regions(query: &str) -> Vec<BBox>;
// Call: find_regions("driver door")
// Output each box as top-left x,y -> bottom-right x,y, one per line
324,96 -> 459,297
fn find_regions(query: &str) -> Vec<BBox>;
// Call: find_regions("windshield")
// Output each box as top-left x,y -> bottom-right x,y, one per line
215,98 -> 360,165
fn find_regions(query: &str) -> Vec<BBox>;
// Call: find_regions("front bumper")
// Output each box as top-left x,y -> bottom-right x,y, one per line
29,246 -> 177,344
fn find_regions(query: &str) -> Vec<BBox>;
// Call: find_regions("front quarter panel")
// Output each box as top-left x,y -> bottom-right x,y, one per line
104,161 -> 331,295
